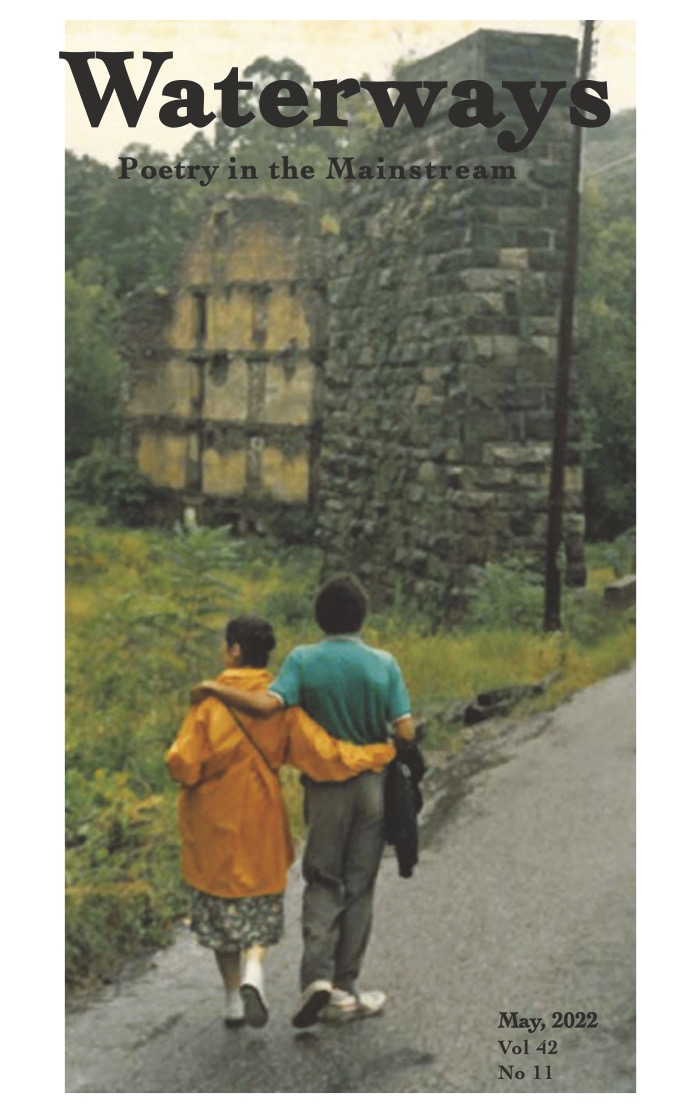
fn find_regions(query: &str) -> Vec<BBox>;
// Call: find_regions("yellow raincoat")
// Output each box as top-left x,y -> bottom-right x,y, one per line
166,667 -> 395,899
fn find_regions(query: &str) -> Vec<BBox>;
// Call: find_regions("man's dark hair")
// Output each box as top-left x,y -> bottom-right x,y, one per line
314,575 -> 368,635
225,614 -> 276,668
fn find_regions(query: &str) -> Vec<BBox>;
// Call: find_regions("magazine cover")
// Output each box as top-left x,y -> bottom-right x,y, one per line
62,17 -> 637,1096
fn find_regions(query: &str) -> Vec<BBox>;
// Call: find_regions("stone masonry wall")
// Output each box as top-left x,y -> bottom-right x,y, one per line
124,195 -> 327,518
317,30 -> 585,617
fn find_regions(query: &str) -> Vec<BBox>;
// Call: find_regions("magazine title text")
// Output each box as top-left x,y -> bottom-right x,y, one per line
60,52 -> 610,154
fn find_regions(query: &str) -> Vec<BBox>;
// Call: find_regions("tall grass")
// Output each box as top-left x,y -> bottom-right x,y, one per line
66,525 -> 634,991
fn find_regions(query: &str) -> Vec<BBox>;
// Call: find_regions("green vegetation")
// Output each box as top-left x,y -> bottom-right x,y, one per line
66,525 -> 635,993
64,82 -> 636,993
580,109 -> 635,539
65,104 -> 636,540
65,266 -> 125,462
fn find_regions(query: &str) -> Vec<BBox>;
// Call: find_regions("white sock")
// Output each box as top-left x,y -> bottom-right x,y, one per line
242,957 -> 264,993
225,988 -> 244,1019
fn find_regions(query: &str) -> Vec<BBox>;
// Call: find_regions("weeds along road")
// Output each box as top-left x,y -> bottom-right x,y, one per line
66,666 -> 635,1093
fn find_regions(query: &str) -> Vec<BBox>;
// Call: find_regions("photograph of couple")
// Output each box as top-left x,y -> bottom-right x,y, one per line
64,18 -> 636,1096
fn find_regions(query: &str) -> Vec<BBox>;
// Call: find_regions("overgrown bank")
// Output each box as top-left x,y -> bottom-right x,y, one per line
66,525 -> 635,993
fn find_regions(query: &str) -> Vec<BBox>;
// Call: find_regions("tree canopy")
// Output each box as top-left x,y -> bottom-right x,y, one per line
64,75 -> 636,544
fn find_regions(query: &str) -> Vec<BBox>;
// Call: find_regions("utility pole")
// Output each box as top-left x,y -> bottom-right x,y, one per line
543,20 -> 596,631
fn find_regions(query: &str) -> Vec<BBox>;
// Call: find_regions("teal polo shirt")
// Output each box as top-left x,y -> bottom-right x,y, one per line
269,634 -> 411,745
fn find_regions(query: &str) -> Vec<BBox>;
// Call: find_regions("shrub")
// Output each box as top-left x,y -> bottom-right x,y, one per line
463,557 -> 545,632
66,450 -> 161,527
65,768 -> 185,990
461,552 -> 636,646
65,881 -> 179,990
593,528 -> 636,578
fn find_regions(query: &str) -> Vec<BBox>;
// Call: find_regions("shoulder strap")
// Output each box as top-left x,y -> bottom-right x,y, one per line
224,702 -> 278,776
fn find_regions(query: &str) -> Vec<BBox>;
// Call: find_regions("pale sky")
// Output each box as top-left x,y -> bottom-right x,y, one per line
63,19 -> 636,165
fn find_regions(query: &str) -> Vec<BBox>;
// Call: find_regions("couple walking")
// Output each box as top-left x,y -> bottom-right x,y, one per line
166,575 -> 417,1030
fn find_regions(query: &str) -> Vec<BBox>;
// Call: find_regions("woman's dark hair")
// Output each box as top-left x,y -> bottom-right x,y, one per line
225,614 -> 276,668
314,575 -> 368,635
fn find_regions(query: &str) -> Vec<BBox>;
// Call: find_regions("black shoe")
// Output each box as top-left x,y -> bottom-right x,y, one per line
240,982 -> 269,1028
292,980 -> 332,1028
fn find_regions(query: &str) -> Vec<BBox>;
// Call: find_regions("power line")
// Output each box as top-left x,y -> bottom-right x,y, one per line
586,152 -> 636,179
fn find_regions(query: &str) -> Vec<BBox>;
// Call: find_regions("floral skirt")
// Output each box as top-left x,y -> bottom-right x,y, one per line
190,888 -> 284,952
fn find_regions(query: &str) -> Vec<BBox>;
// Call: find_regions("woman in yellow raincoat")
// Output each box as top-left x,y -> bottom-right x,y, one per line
166,614 -> 395,1030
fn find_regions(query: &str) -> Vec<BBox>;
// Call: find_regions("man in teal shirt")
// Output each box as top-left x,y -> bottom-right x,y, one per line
269,631 -> 411,745
192,575 -> 415,1028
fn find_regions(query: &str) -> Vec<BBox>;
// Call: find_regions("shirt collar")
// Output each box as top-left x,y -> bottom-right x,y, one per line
322,633 -> 364,643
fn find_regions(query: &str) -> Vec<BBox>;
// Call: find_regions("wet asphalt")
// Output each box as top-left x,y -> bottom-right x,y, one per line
66,666 -> 635,1093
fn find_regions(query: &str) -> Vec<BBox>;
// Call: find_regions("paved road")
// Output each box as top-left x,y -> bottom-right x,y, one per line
66,667 -> 635,1093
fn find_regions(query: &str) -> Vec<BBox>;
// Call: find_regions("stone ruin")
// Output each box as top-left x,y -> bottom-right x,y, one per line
123,194 -> 327,524
124,29 -> 587,619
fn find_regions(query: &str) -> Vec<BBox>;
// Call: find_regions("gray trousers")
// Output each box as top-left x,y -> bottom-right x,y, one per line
300,770 -> 386,991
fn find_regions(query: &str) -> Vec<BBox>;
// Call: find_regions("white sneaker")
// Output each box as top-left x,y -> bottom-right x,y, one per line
239,956 -> 268,1028
292,979 -> 333,1028
319,987 -> 386,1023
224,988 -> 246,1029
240,979 -> 268,1028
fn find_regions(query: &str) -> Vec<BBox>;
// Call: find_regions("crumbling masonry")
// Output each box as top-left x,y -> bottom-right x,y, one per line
125,30 -> 586,619
124,195 -> 327,516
